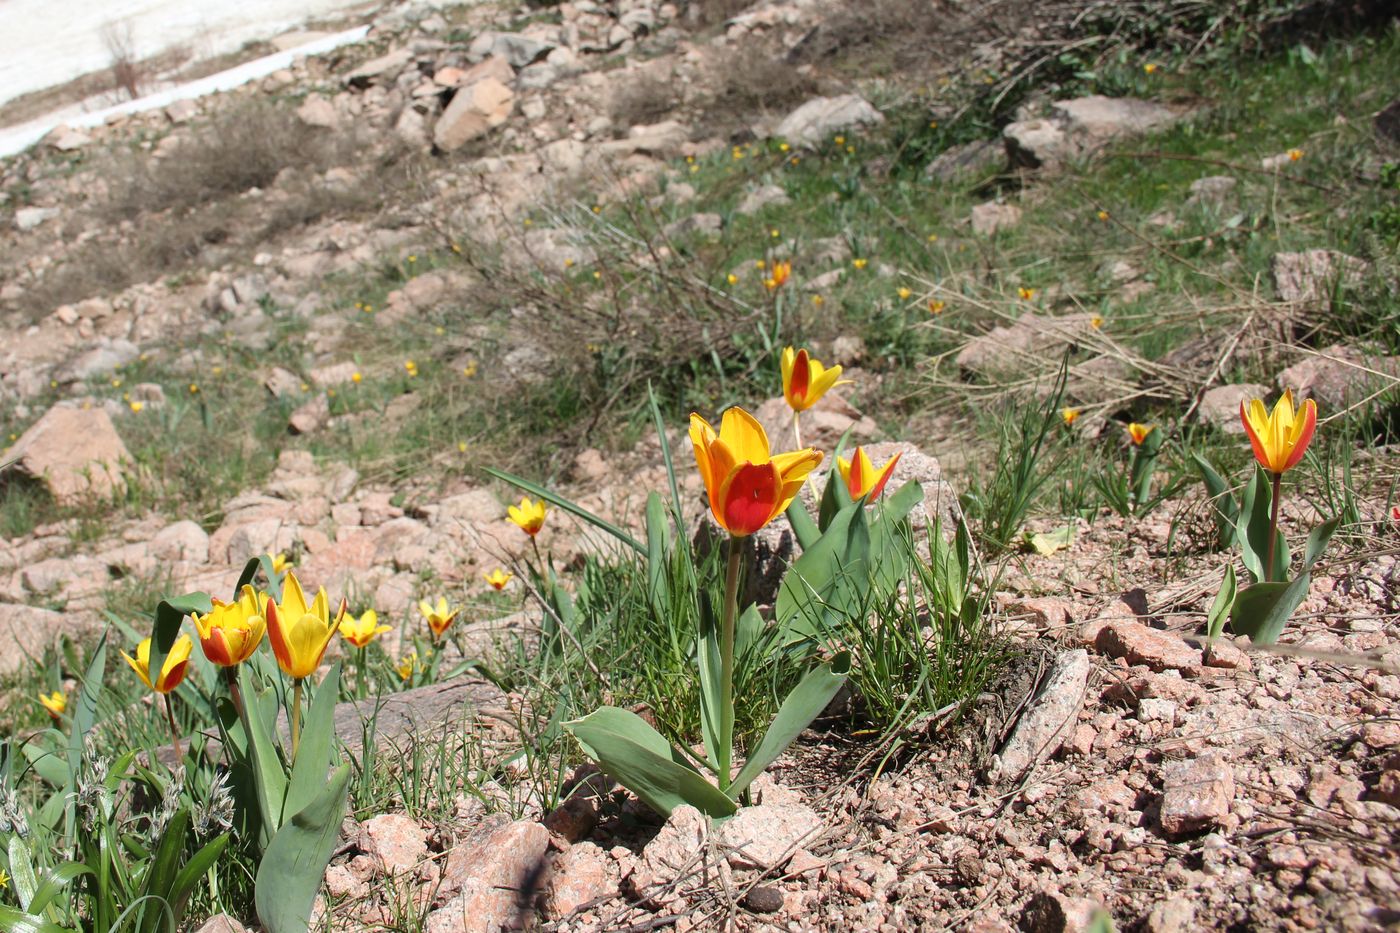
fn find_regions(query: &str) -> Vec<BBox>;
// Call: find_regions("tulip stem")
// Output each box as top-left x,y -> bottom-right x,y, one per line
718,536 -> 742,792
290,679 -> 303,764
164,695 -> 183,762
792,410 -> 803,450
1266,471 -> 1283,583
357,647 -> 368,700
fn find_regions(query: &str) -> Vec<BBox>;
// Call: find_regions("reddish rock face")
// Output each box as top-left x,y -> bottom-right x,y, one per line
8,404 -> 130,504
1159,753 -> 1235,838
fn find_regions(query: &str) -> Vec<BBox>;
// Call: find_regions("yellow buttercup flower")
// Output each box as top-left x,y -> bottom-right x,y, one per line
1090,315 -> 1104,329
122,635 -> 194,694
484,569 -> 514,591
508,497 -> 547,536
39,690 -> 66,719
1143,63 -> 1158,74
265,571 -> 343,680
781,347 -> 848,413
191,585 -> 267,667
1241,390 -> 1317,475
837,447 -> 902,502
727,273 -> 738,285
418,597 -> 460,640
690,407 -> 822,538
1126,423 -> 1154,446
339,609 -> 391,649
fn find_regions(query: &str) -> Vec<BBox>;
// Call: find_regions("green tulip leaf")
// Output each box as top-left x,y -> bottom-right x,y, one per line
234,557 -> 263,594
1191,453 -> 1239,548
1027,525 -> 1075,556
64,633 -> 105,838
1206,564 -> 1236,643
0,906 -> 71,933
7,837 -> 39,911
729,652 -> 850,799
255,763 -> 351,933
1237,467 -> 1288,583
566,707 -> 737,819
285,664 -> 341,822
1301,515 -> 1341,573
1230,575 -> 1312,645
238,665 -> 288,840
785,497 -> 821,551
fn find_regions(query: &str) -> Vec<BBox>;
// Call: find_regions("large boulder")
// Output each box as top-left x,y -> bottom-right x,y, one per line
433,78 -> 515,152
774,95 -> 884,149
1004,96 -> 1182,171
6,404 -> 130,504
1270,250 -> 1368,306
0,603 -> 101,675
1276,344 -> 1400,411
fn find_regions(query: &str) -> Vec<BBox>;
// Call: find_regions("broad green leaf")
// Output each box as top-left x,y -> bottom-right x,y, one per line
1237,467 -> 1288,583
1302,516 -> 1341,572
23,863 -> 89,918
168,834 -> 229,919
0,906 -> 71,933
1230,575 -> 1312,645
566,707 -> 737,819
484,467 -> 644,553
1027,525 -> 1074,556
139,809 -> 190,933
1191,453 -> 1239,548
694,605 -> 725,778
285,664 -> 341,822
238,665 -> 288,839
257,555 -> 283,602
777,499 -> 869,639
785,498 -> 821,551
145,593 -> 212,698
817,459 -> 854,532
1206,564 -> 1236,643
233,557 -> 263,594
255,763 -> 351,933
729,653 -> 849,798
8,837 -> 39,910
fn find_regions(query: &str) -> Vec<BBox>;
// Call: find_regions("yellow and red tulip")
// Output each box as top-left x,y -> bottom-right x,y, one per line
690,406 -> 822,537
122,634 -> 194,694
781,347 -> 848,413
1061,407 -> 1081,426
765,260 -> 791,290
191,585 -> 267,667
339,609 -> 391,649
38,690 -> 65,719
484,569 -> 513,591
418,597 -> 460,640
1241,390 -> 1317,475
265,571 -> 343,680
507,497 -> 547,536
1126,423 -> 1154,446
837,447 -> 902,502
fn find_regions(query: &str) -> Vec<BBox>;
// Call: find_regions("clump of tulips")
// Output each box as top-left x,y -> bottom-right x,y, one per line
1195,390 -> 1338,648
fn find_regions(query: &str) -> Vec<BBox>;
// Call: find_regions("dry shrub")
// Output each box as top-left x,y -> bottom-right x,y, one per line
103,99 -> 354,220
101,21 -> 145,101
683,0 -> 757,29
701,42 -> 821,127
608,78 -> 678,129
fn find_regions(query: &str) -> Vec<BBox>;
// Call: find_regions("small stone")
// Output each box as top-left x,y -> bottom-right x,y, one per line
542,841 -> 612,920
639,804 -> 709,884
773,94 -> 884,149
716,803 -> 823,870
193,916 -> 247,933
1096,619 -> 1201,673
361,814 -> 428,876
1143,898 -> 1196,933
1137,697 -> 1177,724
970,201 -> 1022,235
1021,890 -> 1103,933
743,884 -> 785,913
991,649 -> 1091,783
1196,384 -> 1269,434
1159,753 -> 1234,837
289,395 -> 331,435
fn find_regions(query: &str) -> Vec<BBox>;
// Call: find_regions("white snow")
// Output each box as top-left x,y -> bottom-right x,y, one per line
0,26 -> 372,159
0,0 -> 380,108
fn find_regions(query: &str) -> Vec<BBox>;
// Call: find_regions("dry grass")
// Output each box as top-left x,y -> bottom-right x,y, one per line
608,77 -> 679,129
700,42 -> 821,129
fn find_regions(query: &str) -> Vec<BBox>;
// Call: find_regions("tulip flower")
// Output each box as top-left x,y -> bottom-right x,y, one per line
781,347 -> 849,448
1241,390 -> 1319,582
339,609 -> 391,649
271,552 -> 292,576
397,653 -> 417,682
123,634 -> 194,759
691,406 -> 820,791
419,597 -> 460,641
1127,423 -> 1154,446
484,569 -> 513,590
38,690 -> 65,719
265,572 -> 342,682
1240,390 -> 1316,477
838,447 -> 902,502
191,585 -> 267,667
508,497 -> 547,536
123,635 -> 194,695
765,260 -> 791,290
1061,407 -> 1081,426
690,407 -> 822,539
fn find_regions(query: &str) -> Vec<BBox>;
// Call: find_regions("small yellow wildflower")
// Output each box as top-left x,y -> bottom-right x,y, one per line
689,164 -> 699,173
111,378 -> 122,388
727,273 -> 739,285
812,295 -> 825,307
591,205 -> 601,214
396,652 -> 416,682
1097,210 -> 1110,222
1288,148 -> 1303,162
755,259 -> 766,270
928,299 -> 946,314
564,258 -> 575,268
451,242 -> 462,253
129,401 -> 144,413
189,383 -> 199,394
834,135 -> 845,145
271,553 -> 293,576
927,233 -> 938,242
852,258 -> 868,270
1090,315 -> 1104,329
770,228 -> 779,238
407,255 -> 417,263
845,145 -> 855,155
897,287 -> 912,301
458,441 -> 467,453
1018,287 -> 1036,300
212,366 -> 223,375
779,142 -> 790,152
462,361 -> 478,378
1143,63 -> 1158,74
351,372 -> 362,384
1061,407 -> 1081,426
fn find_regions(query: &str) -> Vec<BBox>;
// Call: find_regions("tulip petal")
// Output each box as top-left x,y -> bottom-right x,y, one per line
719,407 -> 772,465
867,450 -> 902,500
1281,397 -> 1317,472
281,571 -> 310,622
718,461 -> 783,536
1241,399 -> 1273,472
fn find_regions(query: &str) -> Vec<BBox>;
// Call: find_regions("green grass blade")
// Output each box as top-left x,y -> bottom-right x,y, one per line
484,466 -> 644,554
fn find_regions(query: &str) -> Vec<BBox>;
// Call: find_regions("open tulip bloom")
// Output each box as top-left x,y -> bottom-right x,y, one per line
1238,391 -> 1320,584
418,598 -> 460,641
838,447 -> 902,502
507,497 -> 547,536
192,584 -> 267,668
38,690 -> 66,719
780,347 -> 849,447
265,571 -> 345,760
123,633 -> 195,758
